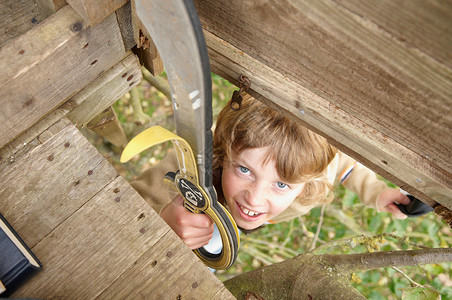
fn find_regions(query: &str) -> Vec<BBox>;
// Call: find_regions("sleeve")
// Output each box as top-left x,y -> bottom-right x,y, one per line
335,151 -> 390,210
130,151 -> 179,214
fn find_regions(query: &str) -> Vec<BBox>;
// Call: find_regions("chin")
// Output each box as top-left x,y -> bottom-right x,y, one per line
236,220 -> 264,231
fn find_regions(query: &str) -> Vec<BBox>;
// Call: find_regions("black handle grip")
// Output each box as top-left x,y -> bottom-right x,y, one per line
396,195 -> 433,217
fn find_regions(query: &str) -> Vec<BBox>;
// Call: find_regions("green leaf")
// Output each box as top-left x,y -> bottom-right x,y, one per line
342,189 -> 359,207
401,286 -> 441,300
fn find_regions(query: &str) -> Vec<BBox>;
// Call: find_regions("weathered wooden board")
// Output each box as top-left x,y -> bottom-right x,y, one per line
67,0 -> 128,26
115,1 -> 136,50
130,0 -> 164,75
98,230 -> 233,299
194,0 -> 452,208
0,5 -> 126,150
0,121 -> 233,299
334,0 -> 452,70
0,119 -> 118,248
0,0 -> 53,48
36,0 -> 68,16
0,52 -> 139,169
67,51 -> 141,127
87,106 -> 128,147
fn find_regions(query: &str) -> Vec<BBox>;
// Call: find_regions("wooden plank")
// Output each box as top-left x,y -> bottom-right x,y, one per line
66,0 -> 128,26
87,106 -> 128,147
67,51 -> 142,127
0,52 -> 139,168
14,176 -> 169,298
194,0 -> 452,208
334,0 -> 452,70
0,5 -> 126,150
0,119 -> 119,248
1,122 -> 233,298
35,0 -> 68,16
131,0 -> 164,75
115,1 -> 136,50
97,230 -> 235,299
0,0 -> 51,48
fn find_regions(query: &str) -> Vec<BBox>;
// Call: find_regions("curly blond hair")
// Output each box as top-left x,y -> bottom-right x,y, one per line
213,93 -> 337,206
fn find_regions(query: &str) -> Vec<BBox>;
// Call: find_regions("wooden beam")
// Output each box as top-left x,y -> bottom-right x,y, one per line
115,1 -> 136,50
0,52 -> 140,168
130,0 -> 164,75
0,5 -> 126,150
334,0 -> 452,71
0,0 -> 54,48
35,0 -> 68,17
194,0 -> 452,209
67,51 -> 142,127
87,106 -> 128,147
66,0 -> 128,26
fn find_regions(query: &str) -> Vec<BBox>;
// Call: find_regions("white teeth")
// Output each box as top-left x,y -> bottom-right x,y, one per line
239,204 -> 260,217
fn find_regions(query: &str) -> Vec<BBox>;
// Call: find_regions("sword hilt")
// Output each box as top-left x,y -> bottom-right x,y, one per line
121,126 -> 239,269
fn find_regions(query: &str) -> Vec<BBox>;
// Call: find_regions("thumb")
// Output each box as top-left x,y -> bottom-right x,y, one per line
396,193 -> 411,205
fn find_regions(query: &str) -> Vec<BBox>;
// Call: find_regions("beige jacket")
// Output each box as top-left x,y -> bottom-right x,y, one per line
131,151 -> 389,223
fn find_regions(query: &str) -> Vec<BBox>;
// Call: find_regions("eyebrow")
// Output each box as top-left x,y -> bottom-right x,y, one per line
233,155 -> 290,184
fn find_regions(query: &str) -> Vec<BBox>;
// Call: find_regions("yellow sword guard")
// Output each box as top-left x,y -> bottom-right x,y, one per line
121,126 -> 239,269
120,126 -> 197,181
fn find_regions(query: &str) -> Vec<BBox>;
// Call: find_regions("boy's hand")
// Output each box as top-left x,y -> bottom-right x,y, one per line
377,188 -> 410,220
160,194 -> 214,250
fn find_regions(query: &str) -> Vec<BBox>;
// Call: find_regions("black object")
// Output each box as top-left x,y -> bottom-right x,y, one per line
396,195 -> 434,217
0,213 -> 42,297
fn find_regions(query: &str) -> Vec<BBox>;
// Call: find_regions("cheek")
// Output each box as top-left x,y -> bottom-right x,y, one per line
270,198 -> 293,215
268,192 -> 300,216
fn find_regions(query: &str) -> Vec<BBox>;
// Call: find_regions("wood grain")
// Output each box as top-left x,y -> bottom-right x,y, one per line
67,51 -> 141,127
0,0 -> 51,47
66,0 -> 128,26
87,106 -> 128,147
0,5 -> 126,150
194,0 -> 452,208
0,120 -> 119,248
98,230 -> 235,299
0,52 -> 139,168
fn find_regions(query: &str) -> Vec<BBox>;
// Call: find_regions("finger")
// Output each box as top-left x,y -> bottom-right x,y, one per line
183,231 -> 214,250
396,193 -> 411,206
191,214 -> 214,228
386,203 -> 408,220
177,223 -> 214,239
178,211 -> 214,229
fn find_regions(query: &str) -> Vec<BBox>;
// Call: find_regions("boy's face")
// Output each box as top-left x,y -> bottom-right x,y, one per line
221,147 -> 305,230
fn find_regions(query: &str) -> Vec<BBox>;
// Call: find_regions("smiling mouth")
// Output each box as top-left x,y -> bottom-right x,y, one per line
238,203 -> 262,217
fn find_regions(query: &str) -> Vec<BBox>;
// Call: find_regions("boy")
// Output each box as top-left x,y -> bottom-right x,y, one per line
131,93 -> 411,250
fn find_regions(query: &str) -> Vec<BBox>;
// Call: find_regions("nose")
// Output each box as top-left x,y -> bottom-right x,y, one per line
244,183 -> 266,206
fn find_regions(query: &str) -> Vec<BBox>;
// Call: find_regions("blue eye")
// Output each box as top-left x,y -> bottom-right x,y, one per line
238,166 -> 250,174
277,182 -> 288,189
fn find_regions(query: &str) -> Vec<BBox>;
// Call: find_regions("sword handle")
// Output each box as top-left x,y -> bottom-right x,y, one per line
165,170 -> 239,269
121,126 -> 239,269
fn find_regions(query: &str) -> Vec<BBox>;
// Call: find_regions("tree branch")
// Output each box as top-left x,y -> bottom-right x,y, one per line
129,87 -> 151,125
141,67 -> 171,100
224,248 -> 452,299
318,248 -> 452,272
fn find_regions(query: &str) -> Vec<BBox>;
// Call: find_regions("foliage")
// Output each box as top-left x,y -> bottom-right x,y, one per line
82,73 -> 452,300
